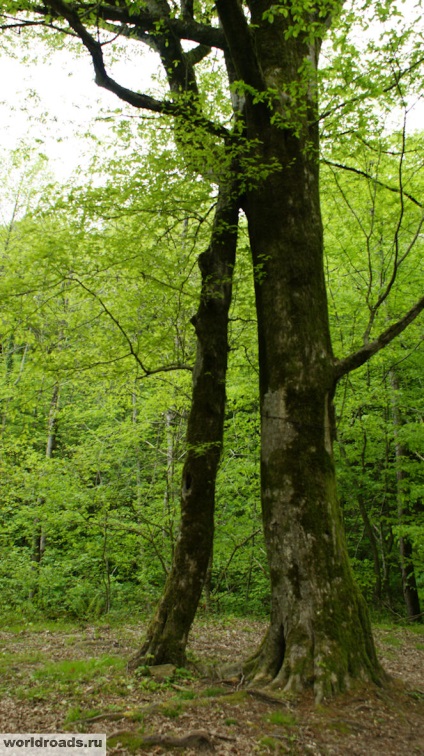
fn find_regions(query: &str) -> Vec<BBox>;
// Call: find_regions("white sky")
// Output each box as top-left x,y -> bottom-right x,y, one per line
0,39 -> 161,182
0,5 -> 423,187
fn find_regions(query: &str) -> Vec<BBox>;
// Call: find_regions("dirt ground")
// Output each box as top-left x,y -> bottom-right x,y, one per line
0,617 -> 423,754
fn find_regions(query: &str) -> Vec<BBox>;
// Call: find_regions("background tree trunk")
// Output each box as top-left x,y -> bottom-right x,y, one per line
30,383 -> 59,599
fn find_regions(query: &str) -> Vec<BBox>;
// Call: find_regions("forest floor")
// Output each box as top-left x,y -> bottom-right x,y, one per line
0,617 -> 423,755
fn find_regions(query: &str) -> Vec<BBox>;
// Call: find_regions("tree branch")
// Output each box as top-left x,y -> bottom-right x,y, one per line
334,296 -> 424,381
186,43 -> 212,67
33,1 -> 226,48
37,0 -> 229,138
215,0 -> 264,91
323,159 -> 423,209
0,16 -> 77,36
212,528 -> 261,598
319,56 -> 424,124
67,275 -> 192,377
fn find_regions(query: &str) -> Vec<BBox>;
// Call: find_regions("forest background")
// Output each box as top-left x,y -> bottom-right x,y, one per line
0,0 -> 423,634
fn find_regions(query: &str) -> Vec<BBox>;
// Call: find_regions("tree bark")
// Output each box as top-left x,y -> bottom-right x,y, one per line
129,181 -> 239,669
243,145 -> 383,697
218,2 -> 384,699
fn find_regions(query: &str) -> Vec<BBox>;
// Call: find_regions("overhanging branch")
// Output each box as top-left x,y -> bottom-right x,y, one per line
36,0 -> 229,138
32,0 -> 226,48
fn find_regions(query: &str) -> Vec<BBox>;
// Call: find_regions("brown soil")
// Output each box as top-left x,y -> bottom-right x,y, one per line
0,618 -> 423,754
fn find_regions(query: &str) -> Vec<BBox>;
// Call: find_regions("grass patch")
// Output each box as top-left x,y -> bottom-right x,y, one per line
32,655 -> 125,683
64,706 -> 102,725
161,703 -> 182,719
220,690 -> 247,704
107,732 -> 145,753
0,651 -> 47,694
258,735 -> 281,752
136,677 -> 165,693
0,650 -> 46,668
15,685 -> 53,702
175,689 -> 196,700
381,635 -> 402,648
174,667 -> 195,681
201,686 -> 227,698
0,618 -> 80,634
328,720 -> 351,734
266,710 -> 297,727
407,624 -> 424,636
407,690 -> 424,701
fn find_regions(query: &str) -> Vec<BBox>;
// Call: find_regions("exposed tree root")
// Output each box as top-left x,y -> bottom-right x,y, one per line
246,689 -> 292,706
109,729 -> 215,752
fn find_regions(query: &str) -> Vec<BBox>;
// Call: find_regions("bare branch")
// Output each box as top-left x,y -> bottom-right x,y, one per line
323,159 -> 423,209
67,275 -> 192,377
334,296 -> 424,381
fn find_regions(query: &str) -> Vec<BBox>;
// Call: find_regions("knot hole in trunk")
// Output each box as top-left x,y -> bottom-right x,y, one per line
183,472 -> 192,495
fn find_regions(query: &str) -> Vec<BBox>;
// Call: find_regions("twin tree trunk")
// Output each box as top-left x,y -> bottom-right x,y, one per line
132,2 -> 384,697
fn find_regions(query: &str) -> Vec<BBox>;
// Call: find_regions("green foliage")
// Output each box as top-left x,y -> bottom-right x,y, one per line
322,126 -> 424,612
1,120 -> 423,621
0,1 -> 423,625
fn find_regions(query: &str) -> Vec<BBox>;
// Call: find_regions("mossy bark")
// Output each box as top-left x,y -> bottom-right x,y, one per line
129,182 -> 239,670
218,1 -> 385,699
243,153 -> 384,698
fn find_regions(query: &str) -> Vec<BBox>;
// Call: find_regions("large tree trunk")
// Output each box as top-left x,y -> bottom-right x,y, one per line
244,140 -> 382,699
129,181 -> 239,669
218,1 -> 384,700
